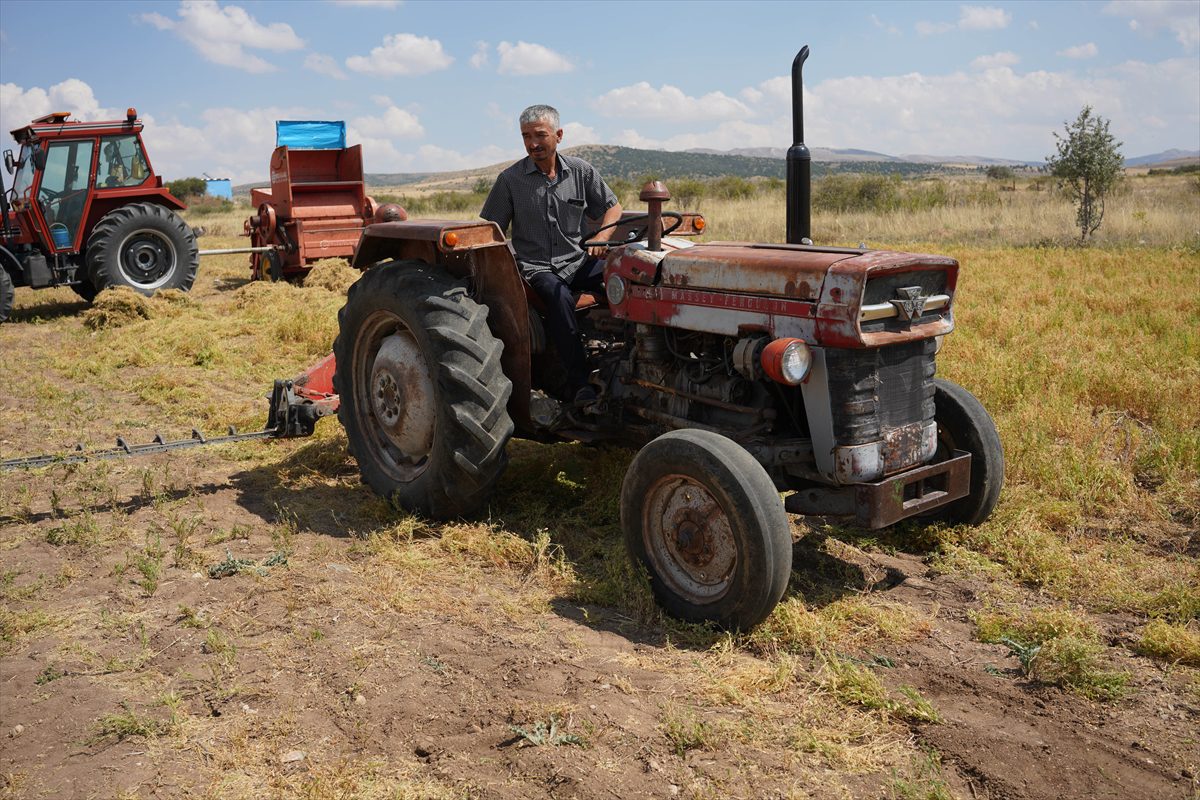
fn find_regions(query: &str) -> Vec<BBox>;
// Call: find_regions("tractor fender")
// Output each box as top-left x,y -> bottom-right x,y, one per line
0,245 -> 24,285
351,219 -> 533,432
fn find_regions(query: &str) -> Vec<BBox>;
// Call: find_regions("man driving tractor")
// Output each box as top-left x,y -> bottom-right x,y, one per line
480,104 -> 623,408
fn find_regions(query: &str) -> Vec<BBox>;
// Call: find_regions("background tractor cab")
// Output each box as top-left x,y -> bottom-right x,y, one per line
0,108 -> 198,322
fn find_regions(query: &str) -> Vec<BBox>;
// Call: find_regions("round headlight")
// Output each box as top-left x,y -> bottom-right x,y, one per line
605,274 -> 627,305
761,338 -> 812,385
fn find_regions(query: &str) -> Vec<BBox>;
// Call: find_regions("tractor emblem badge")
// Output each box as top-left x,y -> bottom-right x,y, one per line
889,286 -> 928,321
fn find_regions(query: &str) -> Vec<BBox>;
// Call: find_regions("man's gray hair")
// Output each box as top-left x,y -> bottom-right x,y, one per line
519,104 -> 560,129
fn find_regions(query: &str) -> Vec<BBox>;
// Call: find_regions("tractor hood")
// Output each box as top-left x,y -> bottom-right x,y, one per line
658,242 -> 862,301
610,240 -> 959,348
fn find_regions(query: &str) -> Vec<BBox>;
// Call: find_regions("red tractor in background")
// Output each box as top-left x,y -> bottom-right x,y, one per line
0,108 -> 198,322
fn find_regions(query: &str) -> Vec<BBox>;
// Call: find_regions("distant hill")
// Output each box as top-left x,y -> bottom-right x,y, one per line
232,144 -> 1198,195
1123,149 -> 1200,167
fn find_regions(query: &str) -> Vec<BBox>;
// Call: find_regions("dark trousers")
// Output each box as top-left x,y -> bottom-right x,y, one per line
528,257 -> 604,393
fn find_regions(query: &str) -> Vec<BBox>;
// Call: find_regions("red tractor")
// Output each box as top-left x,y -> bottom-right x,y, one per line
0,108 -> 198,321
289,46 -> 1003,630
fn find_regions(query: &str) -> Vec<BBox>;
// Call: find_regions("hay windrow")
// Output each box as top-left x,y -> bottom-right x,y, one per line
302,258 -> 361,293
82,287 -> 152,329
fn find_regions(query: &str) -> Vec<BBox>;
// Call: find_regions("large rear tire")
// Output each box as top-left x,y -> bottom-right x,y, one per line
333,261 -> 515,519
0,267 -> 13,322
621,429 -> 792,631
86,202 -> 198,295
927,378 -> 1004,526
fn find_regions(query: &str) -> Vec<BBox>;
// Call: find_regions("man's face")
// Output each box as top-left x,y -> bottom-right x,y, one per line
521,119 -> 562,167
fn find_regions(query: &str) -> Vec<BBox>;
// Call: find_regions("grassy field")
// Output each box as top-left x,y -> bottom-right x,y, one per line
0,172 -> 1197,799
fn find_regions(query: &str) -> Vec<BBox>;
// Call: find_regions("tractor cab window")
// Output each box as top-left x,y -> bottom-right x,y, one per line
11,144 -> 36,201
37,139 -> 95,248
99,135 -> 149,188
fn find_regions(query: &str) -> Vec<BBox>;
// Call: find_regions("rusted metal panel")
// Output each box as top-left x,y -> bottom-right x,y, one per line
469,244 -> 532,432
659,243 -> 850,300
613,283 -> 817,340
351,220 -> 506,267
785,450 -> 971,528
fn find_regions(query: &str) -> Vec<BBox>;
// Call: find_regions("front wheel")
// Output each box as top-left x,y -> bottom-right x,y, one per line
621,429 -> 792,631
928,378 -> 1004,525
0,267 -> 13,322
333,261 -> 515,519
86,202 -> 198,295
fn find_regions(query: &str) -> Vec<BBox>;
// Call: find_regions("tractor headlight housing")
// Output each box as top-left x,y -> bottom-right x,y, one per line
605,274 -> 626,306
761,338 -> 812,385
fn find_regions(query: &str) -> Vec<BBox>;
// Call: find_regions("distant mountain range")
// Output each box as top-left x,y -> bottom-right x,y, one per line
233,145 -> 1199,194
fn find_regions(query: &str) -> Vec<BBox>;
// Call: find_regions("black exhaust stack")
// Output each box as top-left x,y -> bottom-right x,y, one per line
786,45 -> 811,245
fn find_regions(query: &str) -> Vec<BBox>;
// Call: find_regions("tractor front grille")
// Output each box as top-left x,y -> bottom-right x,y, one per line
826,340 -> 937,447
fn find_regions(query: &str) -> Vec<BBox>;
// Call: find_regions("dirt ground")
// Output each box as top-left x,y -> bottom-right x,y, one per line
1,295 -> 1197,800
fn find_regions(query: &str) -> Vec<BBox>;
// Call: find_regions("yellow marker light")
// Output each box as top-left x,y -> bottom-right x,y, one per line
693,216 -> 706,232
442,231 -> 459,248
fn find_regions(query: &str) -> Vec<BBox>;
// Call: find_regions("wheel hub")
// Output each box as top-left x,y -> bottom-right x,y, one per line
118,228 -> 176,288
369,331 -> 436,463
644,476 -> 737,602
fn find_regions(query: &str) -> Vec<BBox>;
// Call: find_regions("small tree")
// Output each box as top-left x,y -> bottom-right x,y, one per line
985,165 -> 1015,181
167,176 -> 207,199
1046,106 -> 1123,243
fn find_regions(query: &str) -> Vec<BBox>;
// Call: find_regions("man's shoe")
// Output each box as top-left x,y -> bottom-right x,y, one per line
573,385 -> 598,408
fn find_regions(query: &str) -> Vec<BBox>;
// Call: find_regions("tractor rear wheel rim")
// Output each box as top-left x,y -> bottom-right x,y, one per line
356,311 -> 435,482
643,475 -> 737,603
117,228 -> 177,289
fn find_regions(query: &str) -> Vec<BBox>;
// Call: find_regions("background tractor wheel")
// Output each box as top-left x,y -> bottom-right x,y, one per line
70,277 -> 98,303
86,202 -> 198,295
927,378 -> 1004,526
621,429 -> 792,631
333,261 -> 514,519
0,268 -> 13,322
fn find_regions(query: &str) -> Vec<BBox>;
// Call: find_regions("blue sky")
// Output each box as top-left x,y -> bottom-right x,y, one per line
1,0 -> 1197,183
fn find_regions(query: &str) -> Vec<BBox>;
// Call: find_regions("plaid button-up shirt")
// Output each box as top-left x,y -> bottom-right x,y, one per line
480,154 -> 618,282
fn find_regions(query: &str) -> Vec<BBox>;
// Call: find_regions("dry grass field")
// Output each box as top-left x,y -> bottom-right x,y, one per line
1,173 -> 1197,800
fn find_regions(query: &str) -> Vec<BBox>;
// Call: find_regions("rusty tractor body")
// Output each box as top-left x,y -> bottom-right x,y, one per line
245,143 -> 396,281
280,46 -> 1003,630
0,109 -> 198,320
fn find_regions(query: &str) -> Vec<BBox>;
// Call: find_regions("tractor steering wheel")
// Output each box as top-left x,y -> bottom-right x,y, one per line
582,211 -> 683,249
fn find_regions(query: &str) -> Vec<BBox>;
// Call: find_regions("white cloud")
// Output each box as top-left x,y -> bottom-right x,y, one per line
971,51 -> 1020,69
137,0 -> 303,74
346,33 -> 453,76
917,4 -> 1011,35
0,79 -> 119,139
1058,43 -> 1099,59
349,104 -> 424,139
1105,0 -> 1199,48
562,121 -> 599,145
959,5 -> 1011,30
593,83 -> 751,122
619,56 -> 1198,161
470,41 -> 490,69
868,13 -> 901,35
496,41 -> 573,76
147,105 -> 318,184
304,53 -> 347,79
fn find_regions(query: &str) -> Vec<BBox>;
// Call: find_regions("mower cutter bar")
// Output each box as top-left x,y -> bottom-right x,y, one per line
1,427 -> 279,472
1,377 -> 338,473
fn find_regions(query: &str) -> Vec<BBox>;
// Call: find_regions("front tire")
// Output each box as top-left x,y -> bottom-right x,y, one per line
928,378 -> 1004,525
333,261 -> 515,519
0,267 -> 13,322
86,202 -> 198,295
621,429 -> 792,631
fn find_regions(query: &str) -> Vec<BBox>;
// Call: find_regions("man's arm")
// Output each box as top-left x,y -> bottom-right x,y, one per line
587,201 -> 624,257
479,175 -> 513,233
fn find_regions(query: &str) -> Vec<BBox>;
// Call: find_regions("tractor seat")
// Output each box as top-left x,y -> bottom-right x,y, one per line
522,283 -> 604,315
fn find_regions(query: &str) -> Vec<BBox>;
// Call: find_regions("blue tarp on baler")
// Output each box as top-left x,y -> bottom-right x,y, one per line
275,121 -> 346,149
